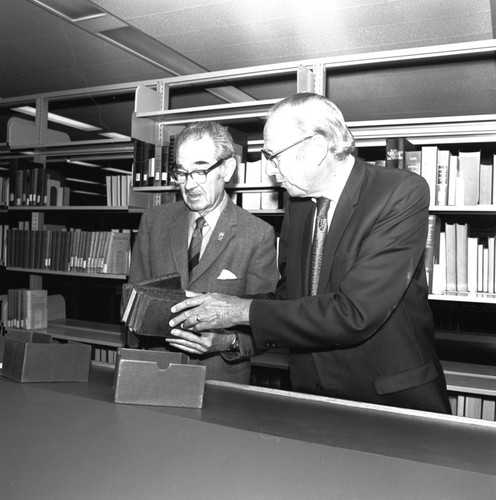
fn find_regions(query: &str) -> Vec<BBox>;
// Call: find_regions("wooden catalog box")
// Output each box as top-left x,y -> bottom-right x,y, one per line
1,331 -> 91,383
114,348 -> 206,408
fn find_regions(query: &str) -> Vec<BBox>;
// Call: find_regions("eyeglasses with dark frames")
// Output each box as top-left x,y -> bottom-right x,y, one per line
170,157 -> 229,184
260,136 -> 314,167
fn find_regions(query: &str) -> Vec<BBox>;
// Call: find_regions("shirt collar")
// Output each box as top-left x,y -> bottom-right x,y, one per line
189,191 -> 229,230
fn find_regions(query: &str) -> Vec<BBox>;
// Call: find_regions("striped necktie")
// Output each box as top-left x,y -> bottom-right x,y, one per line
308,197 -> 331,295
188,216 -> 206,273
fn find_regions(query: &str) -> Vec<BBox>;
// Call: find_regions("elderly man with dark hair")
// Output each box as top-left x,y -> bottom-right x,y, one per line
128,121 -> 279,383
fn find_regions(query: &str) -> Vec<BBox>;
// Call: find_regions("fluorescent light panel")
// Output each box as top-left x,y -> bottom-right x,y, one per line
71,190 -> 104,196
99,132 -> 131,141
30,0 -> 106,22
66,160 -> 101,168
12,106 -> 101,132
99,26 -> 202,76
66,178 -> 102,185
103,168 -> 132,174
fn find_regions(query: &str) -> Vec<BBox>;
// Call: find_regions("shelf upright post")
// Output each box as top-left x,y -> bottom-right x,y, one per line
35,96 -> 48,147
312,62 -> 326,96
155,80 -> 171,192
34,96 -> 49,166
297,65 -> 315,93
296,62 -> 324,96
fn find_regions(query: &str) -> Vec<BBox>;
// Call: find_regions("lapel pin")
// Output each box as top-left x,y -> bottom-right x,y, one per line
218,232 -> 225,241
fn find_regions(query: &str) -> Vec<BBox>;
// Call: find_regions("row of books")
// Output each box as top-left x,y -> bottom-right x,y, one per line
2,289 -> 48,330
232,191 -> 281,210
93,346 -> 117,365
133,135 -> 275,190
105,174 -> 150,208
132,139 -> 174,188
449,393 -> 495,420
425,216 -> 496,294
227,159 -> 278,187
4,228 -> 132,275
385,138 -> 496,207
8,162 -> 70,207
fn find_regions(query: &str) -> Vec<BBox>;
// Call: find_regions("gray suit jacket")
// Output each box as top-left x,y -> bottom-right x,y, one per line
128,196 -> 279,382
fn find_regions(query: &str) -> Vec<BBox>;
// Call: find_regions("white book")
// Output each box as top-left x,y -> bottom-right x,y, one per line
482,399 -> 496,421
245,160 -> 262,185
488,236 -> 495,293
448,154 -> 459,205
445,223 -> 456,292
479,162 -> 492,205
483,246 -> 489,293
467,236 -> 479,293
241,192 -> 261,210
477,242 -> 484,292
421,146 -> 438,207
455,223 -> 468,292
458,151 -> 480,206
492,154 -> 496,205
435,150 -> 450,206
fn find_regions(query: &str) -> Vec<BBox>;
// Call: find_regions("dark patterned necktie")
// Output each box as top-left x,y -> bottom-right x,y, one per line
188,216 -> 206,273
308,197 -> 331,295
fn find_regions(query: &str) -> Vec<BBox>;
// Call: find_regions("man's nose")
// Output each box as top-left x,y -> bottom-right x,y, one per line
185,174 -> 198,189
265,161 -> 278,177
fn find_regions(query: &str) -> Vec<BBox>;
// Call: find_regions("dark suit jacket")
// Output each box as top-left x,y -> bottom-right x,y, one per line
250,158 -> 451,413
129,196 -> 279,382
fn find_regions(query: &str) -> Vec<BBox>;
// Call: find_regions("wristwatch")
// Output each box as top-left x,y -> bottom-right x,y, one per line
227,333 -> 240,352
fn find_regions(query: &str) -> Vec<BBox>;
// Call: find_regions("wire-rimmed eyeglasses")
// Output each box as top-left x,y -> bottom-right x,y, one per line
261,136 -> 313,167
170,157 -> 229,184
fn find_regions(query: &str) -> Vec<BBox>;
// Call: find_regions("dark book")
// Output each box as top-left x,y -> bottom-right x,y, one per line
8,159 -> 18,206
132,139 -> 146,187
405,150 -> 422,175
159,144 -> 169,186
28,230 -> 36,269
122,272 -> 185,339
147,143 -> 156,187
385,137 -> 416,169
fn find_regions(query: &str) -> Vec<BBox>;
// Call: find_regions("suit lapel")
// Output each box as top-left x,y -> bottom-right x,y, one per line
188,199 -> 237,285
300,201 -> 316,295
318,161 -> 365,294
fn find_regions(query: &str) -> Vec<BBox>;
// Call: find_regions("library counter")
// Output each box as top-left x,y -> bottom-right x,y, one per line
0,364 -> 495,500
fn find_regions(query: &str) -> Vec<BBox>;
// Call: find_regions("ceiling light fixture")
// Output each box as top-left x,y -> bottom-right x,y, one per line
66,178 -> 102,185
71,190 -> 103,196
66,159 -> 101,168
12,106 -> 101,132
102,168 -> 132,174
29,0 -> 106,22
99,132 -> 131,141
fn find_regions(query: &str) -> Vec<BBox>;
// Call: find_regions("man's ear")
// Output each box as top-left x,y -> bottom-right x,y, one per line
222,157 -> 237,182
305,134 -> 328,165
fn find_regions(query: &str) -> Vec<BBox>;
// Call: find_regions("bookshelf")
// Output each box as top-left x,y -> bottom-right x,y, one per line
1,40 -> 495,413
0,92 -> 144,325
128,41 -> 496,418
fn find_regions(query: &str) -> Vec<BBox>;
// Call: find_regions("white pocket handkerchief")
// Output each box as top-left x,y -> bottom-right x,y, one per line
217,269 -> 237,280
